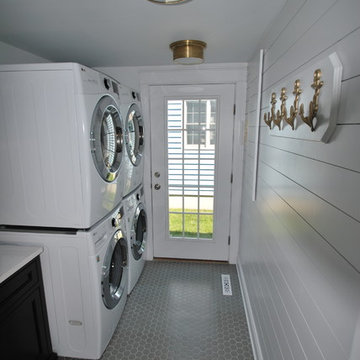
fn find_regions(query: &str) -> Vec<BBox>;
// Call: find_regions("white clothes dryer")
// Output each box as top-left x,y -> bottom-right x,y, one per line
118,85 -> 145,197
0,63 -> 125,229
123,185 -> 147,294
0,204 -> 128,359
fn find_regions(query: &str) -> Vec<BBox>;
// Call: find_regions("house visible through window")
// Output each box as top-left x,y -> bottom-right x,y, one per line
185,99 -> 216,149
167,98 -> 217,240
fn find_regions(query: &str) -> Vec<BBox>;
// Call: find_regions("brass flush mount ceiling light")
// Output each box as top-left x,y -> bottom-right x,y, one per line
147,0 -> 191,4
170,40 -> 207,65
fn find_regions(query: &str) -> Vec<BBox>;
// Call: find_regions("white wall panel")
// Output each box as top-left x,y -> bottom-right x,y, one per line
263,0 -> 337,72
262,26 -> 360,98
259,124 -> 360,172
247,125 -> 258,144
241,191 -> 311,360
259,161 -> 360,272
247,94 -> 258,114
246,141 -> 256,160
338,76 -> 360,124
263,0 -> 360,90
246,109 -> 260,126
247,76 -> 260,97
260,178 -> 360,353
259,0 -> 307,60
238,1 -> 360,359
259,144 -> 360,221
247,59 -> 261,84
335,27 -> 360,80
239,176 -> 360,360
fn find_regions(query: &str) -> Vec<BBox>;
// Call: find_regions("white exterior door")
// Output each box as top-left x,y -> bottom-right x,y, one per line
150,84 -> 235,261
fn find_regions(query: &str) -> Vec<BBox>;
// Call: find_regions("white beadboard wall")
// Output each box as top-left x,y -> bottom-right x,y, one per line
237,1 -> 360,360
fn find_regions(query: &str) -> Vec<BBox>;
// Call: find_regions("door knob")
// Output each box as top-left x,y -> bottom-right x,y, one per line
154,184 -> 161,190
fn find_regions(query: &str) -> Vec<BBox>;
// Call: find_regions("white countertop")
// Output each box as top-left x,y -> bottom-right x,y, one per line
0,245 -> 43,284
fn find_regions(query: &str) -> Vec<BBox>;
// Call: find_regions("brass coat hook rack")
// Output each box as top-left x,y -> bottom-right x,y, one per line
261,52 -> 342,143
299,69 -> 323,131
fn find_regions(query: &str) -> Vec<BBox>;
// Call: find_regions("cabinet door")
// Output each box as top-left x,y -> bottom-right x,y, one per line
0,287 -> 53,360
0,258 -> 56,360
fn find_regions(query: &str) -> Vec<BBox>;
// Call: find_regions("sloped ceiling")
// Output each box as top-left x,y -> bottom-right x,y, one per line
0,0 -> 286,67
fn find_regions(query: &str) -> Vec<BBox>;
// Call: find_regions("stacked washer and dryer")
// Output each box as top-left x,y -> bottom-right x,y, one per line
118,86 -> 148,294
0,63 -> 146,359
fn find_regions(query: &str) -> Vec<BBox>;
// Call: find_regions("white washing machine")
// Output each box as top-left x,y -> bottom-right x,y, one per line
118,85 -> 145,197
0,63 -> 125,229
123,185 -> 147,294
0,204 -> 128,359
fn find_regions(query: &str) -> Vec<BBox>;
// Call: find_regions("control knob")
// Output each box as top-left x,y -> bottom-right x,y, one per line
104,78 -> 110,90
112,212 -> 122,227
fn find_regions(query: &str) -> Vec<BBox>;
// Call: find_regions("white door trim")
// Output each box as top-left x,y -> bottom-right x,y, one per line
150,84 -> 235,261
139,63 -> 247,264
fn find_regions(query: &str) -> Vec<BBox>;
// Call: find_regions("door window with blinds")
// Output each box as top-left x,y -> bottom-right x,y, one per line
167,99 -> 217,240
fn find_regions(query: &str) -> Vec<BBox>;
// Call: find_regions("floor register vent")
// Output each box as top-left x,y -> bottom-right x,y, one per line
221,274 -> 232,296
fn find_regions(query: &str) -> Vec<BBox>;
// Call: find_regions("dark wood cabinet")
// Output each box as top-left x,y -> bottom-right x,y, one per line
0,256 -> 57,360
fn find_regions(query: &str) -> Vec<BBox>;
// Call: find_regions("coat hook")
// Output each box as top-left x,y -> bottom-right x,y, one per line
284,79 -> 302,130
263,113 -> 272,129
264,92 -> 277,129
299,69 -> 323,131
280,87 -> 288,120
273,89 -> 285,130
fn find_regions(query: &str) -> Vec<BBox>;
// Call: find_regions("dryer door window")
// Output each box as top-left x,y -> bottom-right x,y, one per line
90,95 -> 124,182
132,204 -> 147,260
102,230 -> 127,309
125,103 -> 144,166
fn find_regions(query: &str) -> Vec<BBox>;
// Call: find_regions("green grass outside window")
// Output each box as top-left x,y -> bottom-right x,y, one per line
169,209 -> 213,239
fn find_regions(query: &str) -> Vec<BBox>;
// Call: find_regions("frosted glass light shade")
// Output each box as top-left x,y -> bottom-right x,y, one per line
170,40 -> 207,65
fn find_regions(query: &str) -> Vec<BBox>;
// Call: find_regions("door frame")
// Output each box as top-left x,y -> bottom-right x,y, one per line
139,63 -> 247,264
150,84 -> 235,261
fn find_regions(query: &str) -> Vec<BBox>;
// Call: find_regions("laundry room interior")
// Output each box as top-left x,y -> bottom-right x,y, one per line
0,0 -> 359,360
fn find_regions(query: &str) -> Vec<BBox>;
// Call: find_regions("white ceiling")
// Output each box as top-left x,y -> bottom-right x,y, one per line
0,0 -> 286,67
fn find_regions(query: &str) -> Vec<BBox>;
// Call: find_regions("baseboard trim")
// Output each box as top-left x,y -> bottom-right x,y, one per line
236,261 -> 264,360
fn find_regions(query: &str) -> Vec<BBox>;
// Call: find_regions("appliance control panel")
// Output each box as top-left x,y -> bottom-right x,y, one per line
103,77 -> 119,96
112,207 -> 124,228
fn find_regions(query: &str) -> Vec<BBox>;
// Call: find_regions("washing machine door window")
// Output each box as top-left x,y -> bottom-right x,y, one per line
91,95 -> 124,182
132,204 -> 147,260
102,230 -> 127,309
125,103 -> 144,166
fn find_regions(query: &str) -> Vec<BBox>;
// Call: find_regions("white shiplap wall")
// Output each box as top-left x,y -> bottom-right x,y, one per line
237,1 -> 360,360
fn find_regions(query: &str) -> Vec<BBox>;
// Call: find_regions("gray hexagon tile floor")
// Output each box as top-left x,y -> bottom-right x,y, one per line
59,260 -> 254,360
